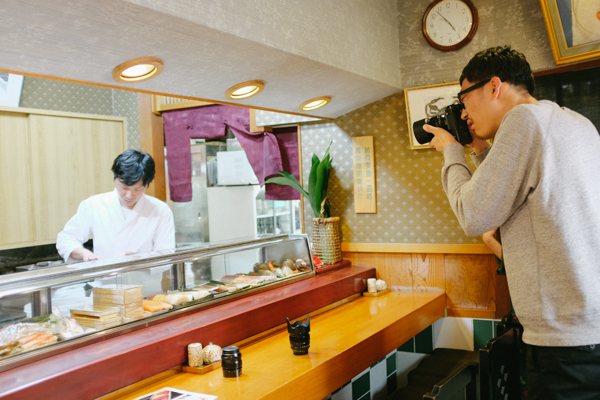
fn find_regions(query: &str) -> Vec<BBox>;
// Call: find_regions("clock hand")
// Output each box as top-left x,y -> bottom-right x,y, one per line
437,11 -> 456,31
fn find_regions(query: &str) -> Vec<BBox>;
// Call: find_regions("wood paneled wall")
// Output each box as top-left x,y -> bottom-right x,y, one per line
342,243 -> 510,319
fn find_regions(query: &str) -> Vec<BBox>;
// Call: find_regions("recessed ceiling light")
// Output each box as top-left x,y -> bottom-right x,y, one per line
112,57 -> 163,83
225,80 -> 265,100
299,96 -> 331,111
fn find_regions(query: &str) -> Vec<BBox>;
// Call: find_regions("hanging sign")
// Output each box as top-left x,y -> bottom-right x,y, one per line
352,136 -> 376,213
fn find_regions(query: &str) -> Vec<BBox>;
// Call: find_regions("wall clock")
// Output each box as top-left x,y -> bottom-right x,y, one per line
422,0 -> 478,52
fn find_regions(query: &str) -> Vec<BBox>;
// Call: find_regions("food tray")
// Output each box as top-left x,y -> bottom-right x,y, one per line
182,361 -> 222,375
70,305 -> 120,318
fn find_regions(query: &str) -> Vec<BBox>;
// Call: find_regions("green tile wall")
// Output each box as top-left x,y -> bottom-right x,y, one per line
473,319 -> 496,352
414,325 -> 433,354
397,337 -> 414,353
323,318 -> 502,399
352,371 -> 370,400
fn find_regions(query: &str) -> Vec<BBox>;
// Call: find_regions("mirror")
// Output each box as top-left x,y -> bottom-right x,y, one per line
0,73 -> 302,273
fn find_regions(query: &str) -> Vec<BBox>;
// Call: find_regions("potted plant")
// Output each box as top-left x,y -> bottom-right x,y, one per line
265,143 -> 342,265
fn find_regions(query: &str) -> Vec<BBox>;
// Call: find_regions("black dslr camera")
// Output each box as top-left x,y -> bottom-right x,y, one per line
412,104 -> 472,145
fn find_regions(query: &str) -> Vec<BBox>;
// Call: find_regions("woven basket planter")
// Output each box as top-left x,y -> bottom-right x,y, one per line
311,217 -> 342,265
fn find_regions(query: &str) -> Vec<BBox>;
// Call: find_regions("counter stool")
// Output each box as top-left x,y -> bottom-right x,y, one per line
393,348 -> 479,400
479,315 -> 523,400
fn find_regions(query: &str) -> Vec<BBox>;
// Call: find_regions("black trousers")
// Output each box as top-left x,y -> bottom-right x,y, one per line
526,343 -> 600,400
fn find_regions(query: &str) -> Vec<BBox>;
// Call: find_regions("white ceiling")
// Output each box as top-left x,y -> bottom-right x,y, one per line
0,0 -> 403,119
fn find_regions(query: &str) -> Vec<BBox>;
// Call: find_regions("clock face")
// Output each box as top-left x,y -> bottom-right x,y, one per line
424,0 -> 475,50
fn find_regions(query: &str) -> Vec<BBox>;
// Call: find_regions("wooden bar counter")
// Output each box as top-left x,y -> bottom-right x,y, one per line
108,291 -> 446,400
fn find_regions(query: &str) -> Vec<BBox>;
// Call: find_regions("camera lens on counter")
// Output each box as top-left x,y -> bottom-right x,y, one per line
222,346 -> 242,377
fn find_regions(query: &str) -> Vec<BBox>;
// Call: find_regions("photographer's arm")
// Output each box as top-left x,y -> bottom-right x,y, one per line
482,228 -> 502,259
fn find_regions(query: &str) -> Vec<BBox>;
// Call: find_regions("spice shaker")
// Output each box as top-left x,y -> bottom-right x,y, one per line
187,343 -> 203,367
222,346 -> 242,377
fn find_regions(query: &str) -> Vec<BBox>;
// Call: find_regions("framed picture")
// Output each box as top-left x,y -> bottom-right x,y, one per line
0,73 -> 24,107
540,0 -> 600,65
404,81 -> 461,150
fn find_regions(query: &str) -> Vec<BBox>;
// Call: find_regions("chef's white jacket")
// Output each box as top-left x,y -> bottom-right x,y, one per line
56,189 -> 175,261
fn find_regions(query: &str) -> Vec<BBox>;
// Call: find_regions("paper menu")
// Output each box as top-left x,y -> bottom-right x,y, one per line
132,387 -> 217,400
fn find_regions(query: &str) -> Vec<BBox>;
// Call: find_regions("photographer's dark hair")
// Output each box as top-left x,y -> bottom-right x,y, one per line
111,149 -> 155,187
460,45 -> 535,95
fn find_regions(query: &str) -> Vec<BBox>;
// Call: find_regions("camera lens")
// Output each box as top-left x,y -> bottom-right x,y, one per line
413,118 -> 434,144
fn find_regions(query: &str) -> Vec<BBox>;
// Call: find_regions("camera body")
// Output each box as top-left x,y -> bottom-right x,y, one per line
413,104 -> 473,146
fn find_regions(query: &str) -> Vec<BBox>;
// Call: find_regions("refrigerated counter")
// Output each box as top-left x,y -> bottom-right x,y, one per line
0,234 -> 375,399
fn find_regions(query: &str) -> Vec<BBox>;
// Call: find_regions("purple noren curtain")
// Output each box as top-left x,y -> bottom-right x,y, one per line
163,105 -> 300,202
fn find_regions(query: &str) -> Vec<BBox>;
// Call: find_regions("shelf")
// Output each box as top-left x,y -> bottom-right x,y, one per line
257,212 -> 291,219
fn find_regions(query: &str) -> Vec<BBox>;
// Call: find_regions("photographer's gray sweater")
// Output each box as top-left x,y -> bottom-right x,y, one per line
442,100 -> 600,347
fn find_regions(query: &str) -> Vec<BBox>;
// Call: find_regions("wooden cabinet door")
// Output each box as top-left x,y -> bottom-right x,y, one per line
28,114 -> 126,243
0,111 -> 35,246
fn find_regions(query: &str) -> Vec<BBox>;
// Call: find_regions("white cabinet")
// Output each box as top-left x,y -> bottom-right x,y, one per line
206,185 -> 261,243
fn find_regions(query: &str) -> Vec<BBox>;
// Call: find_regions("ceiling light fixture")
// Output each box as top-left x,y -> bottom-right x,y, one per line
112,57 -> 163,83
299,96 -> 331,111
225,80 -> 265,100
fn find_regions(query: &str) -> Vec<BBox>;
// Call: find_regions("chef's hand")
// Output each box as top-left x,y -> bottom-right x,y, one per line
70,247 -> 103,262
423,124 -> 458,152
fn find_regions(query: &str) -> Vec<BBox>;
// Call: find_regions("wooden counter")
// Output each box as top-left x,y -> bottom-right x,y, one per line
110,291 -> 446,400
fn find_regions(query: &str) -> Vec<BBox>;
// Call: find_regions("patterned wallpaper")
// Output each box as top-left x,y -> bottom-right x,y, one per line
19,77 -> 140,149
298,0 -> 558,245
398,0 -> 556,88
255,110 -> 321,126
300,92 -> 479,244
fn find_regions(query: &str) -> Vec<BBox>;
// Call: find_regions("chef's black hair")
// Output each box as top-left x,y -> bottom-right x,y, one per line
460,45 -> 535,95
111,149 -> 155,187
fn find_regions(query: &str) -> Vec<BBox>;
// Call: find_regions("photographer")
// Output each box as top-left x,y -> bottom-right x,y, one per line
424,46 -> 600,399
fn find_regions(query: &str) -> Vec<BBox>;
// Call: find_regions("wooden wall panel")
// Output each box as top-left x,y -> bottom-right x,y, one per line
445,254 -> 496,310
343,248 -> 510,319
139,93 -> 166,201
410,253 -> 445,292
342,252 -> 445,292
29,114 -> 125,242
0,111 -> 34,246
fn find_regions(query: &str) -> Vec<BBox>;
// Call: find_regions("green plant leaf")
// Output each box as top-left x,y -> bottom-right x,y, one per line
264,173 -> 309,198
308,155 -> 320,217
315,155 -> 331,217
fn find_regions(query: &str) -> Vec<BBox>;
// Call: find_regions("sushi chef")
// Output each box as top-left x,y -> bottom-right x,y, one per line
56,149 -> 175,262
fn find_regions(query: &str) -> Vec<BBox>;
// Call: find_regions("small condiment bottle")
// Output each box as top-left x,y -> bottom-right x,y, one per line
222,346 -> 242,377
187,343 -> 203,367
367,278 -> 377,293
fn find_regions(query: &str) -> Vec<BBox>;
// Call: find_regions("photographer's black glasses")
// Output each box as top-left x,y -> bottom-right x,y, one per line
457,78 -> 492,106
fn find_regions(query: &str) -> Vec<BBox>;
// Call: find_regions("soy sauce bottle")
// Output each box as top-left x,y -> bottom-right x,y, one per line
222,346 -> 242,377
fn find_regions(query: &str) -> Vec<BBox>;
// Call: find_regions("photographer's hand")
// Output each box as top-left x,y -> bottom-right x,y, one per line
424,124 -> 458,152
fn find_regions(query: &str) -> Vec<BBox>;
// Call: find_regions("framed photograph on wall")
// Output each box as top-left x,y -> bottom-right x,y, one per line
540,0 -> 600,65
0,73 -> 24,107
404,81 -> 461,150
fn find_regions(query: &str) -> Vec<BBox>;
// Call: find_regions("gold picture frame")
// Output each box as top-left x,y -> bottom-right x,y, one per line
539,0 -> 600,65
404,81 -> 461,150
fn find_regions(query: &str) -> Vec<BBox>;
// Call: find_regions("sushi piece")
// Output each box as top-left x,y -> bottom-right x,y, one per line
143,300 -> 173,312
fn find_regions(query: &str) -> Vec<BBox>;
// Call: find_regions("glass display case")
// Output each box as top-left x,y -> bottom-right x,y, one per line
0,234 -> 313,368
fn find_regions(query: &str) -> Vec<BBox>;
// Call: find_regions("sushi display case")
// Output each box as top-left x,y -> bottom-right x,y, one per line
0,234 -> 314,370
